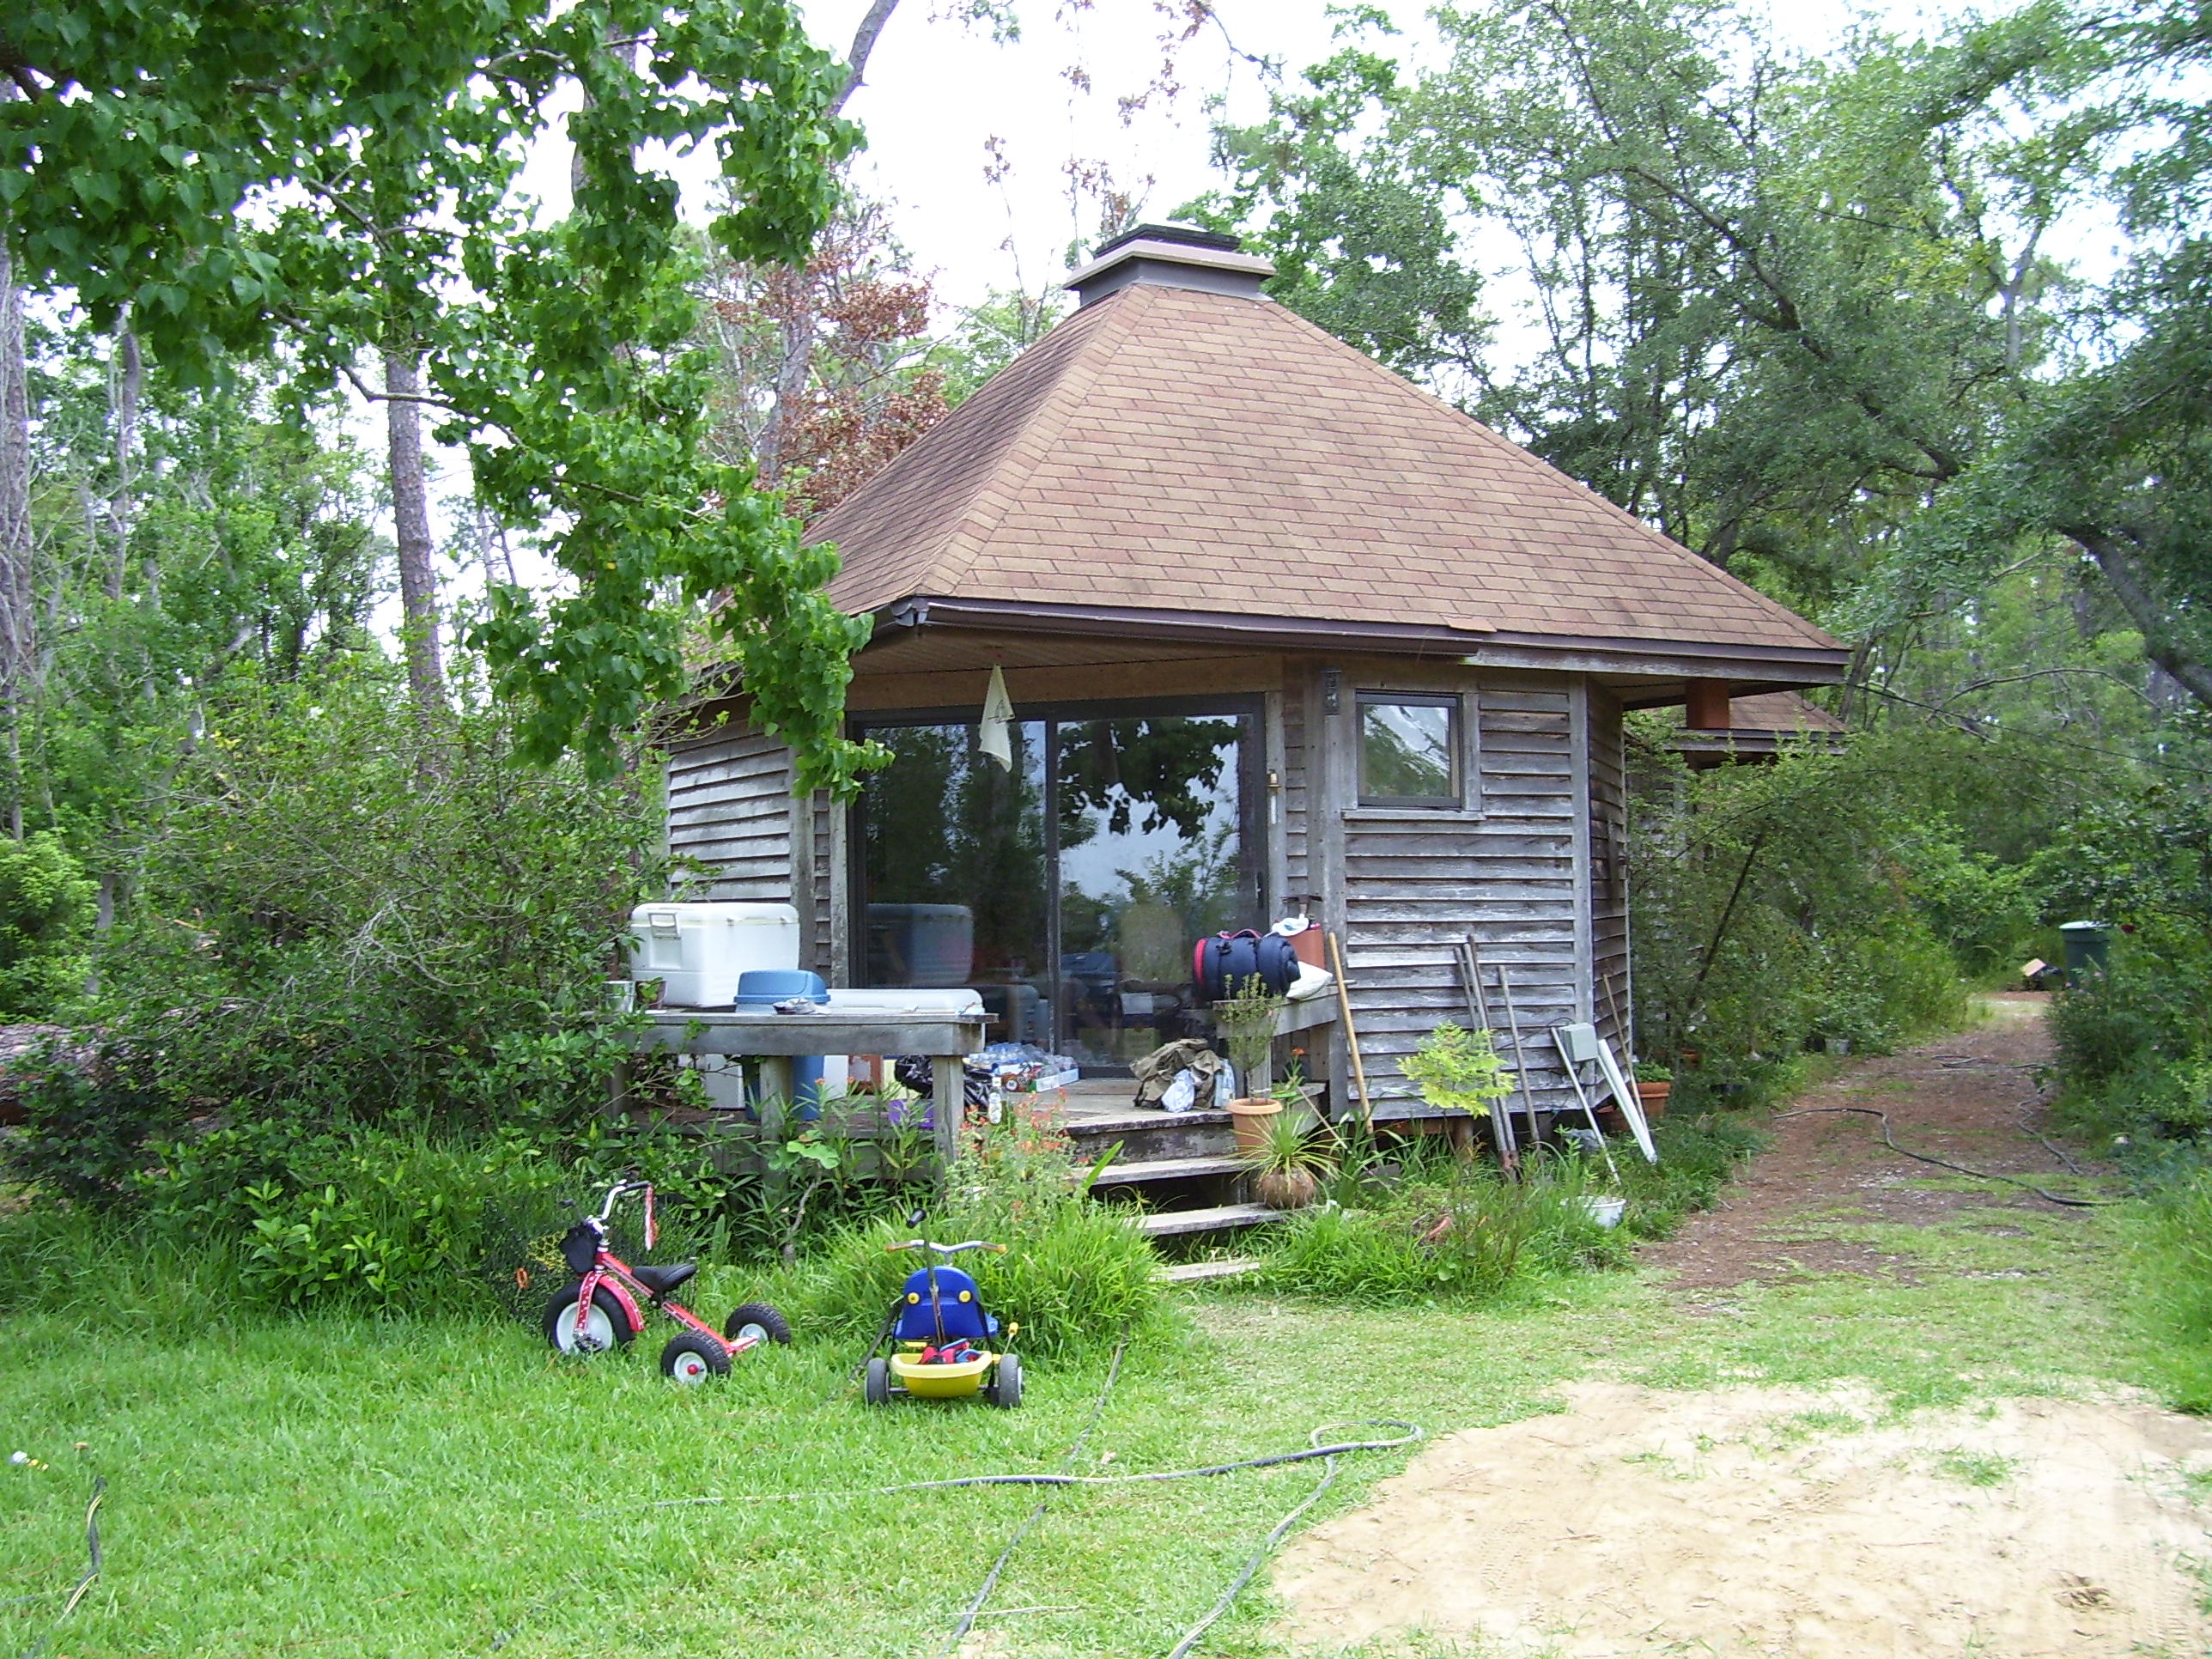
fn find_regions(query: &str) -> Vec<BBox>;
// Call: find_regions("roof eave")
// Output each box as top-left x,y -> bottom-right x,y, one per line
873,596 -> 1849,686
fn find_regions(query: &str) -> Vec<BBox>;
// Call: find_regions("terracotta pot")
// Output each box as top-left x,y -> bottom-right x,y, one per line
1225,1095 -> 1281,1153
1255,1165 -> 1320,1211
1636,1081 -> 1670,1121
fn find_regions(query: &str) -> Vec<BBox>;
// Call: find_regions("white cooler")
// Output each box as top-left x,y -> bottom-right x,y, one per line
627,902 -> 800,1008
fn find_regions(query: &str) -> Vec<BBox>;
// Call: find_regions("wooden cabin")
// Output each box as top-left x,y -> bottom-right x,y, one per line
664,225 -> 1847,1124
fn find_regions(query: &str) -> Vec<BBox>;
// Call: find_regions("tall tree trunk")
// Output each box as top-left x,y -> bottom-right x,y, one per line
832,0 -> 903,116
383,344 -> 447,720
751,0 -> 903,483
104,326 -> 141,602
2068,526 -> 2212,711
755,287 -> 816,486
0,147 -> 34,842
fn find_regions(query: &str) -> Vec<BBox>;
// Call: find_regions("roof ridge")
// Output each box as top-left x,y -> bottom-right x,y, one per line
1251,299 -> 1837,650
921,287 -> 1149,597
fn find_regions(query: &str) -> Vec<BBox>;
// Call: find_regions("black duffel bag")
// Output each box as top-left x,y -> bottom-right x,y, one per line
1192,928 -> 1299,1001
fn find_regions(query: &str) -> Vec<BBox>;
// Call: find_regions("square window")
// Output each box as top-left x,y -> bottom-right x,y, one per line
1358,695 -> 1462,806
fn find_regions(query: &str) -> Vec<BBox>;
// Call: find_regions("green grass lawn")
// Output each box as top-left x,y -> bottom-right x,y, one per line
0,1181 -> 2177,1659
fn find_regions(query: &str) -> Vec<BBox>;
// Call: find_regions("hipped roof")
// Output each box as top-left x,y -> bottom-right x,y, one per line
811,281 -> 1842,670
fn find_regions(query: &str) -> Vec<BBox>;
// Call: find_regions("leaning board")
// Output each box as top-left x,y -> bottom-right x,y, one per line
1553,1022 -> 1657,1164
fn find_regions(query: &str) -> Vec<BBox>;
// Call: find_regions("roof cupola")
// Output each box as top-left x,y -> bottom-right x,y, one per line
1063,222 -> 1275,307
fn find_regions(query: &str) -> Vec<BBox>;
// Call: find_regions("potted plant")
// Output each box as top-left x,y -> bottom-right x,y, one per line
1211,975 -> 1286,1152
1401,1021 -> 1516,1147
1241,1102 -> 1338,1211
1633,1060 -> 1672,1121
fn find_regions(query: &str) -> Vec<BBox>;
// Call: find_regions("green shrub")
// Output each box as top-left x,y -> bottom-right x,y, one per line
9,1041 -> 176,1206
787,1107 -> 1161,1363
0,832 -> 94,1018
81,667 -> 658,1138
1630,733 -> 1978,1079
1616,1111 -> 1766,1237
1255,1157 -> 1629,1304
1251,1108 -> 1763,1301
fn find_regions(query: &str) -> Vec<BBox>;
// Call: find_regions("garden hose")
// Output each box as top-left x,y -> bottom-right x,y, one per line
946,1336 -> 1129,1650
611,1416 -> 1424,1657
1769,1105 -> 2116,1208
628,1421 -> 1425,1509
11,1471 -> 101,1659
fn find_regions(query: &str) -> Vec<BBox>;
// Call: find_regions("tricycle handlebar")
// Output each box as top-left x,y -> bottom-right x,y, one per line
594,1178 -> 653,1223
884,1239 -> 1006,1256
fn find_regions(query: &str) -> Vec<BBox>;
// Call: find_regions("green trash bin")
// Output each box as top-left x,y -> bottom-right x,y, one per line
2058,921 -> 2114,981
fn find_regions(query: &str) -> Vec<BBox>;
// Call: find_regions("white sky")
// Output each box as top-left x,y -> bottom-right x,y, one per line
793,0 -> 1978,313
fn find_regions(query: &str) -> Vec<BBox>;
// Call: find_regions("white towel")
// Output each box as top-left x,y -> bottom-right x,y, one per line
978,664 -> 1014,770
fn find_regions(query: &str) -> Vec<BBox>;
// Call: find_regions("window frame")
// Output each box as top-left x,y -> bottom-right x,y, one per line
1354,691 -> 1467,810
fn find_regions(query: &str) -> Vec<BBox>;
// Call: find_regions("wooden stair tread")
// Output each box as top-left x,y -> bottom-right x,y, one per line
1138,1202 -> 1285,1237
1065,1109 -> 1231,1135
1083,1155 -> 1246,1185
1159,1257 -> 1263,1284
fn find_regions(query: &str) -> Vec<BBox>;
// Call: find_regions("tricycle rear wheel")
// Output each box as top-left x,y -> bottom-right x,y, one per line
989,1353 -> 1022,1409
864,1357 -> 892,1406
724,1302 -> 793,1348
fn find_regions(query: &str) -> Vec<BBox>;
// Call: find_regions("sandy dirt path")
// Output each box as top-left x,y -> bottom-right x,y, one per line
1276,1000 -> 2212,1658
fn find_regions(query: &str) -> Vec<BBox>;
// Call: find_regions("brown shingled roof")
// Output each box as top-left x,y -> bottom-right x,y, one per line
811,282 -> 1839,659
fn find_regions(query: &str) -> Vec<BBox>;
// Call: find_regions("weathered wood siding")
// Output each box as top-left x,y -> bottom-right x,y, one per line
1307,670 -> 1585,1118
1588,689 -> 1632,1061
1282,674 -> 1314,897
666,725 -> 793,901
669,657 -> 1620,1119
664,725 -> 846,977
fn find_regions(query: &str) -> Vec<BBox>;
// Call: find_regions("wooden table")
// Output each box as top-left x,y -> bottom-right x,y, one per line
629,1009 -> 986,1166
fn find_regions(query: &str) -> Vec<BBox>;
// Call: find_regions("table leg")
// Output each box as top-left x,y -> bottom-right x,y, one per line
755,1056 -> 793,1143
931,1054 -> 963,1168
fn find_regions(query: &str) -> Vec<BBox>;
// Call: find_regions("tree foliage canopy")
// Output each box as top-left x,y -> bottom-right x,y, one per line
2,0 -> 880,789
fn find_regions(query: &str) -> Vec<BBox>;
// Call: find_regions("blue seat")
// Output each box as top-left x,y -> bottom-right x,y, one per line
892,1266 -> 999,1343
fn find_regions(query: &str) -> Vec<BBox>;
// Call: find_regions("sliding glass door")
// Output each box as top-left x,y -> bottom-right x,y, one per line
857,701 -> 1261,1075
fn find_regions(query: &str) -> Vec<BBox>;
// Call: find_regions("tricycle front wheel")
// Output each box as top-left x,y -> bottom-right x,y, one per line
661,1331 -> 732,1385
544,1284 -> 635,1355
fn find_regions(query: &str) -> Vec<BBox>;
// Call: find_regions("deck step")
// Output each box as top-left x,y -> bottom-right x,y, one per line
1085,1154 -> 1246,1187
1064,1108 -> 1232,1137
1159,1256 -> 1264,1285
1138,1202 -> 1285,1238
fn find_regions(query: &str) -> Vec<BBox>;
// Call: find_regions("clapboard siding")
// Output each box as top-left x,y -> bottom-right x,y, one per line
1282,670 -> 1313,896
1328,677 -> 1583,1116
666,727 -> 794,902
1588,689 -> 1632,1060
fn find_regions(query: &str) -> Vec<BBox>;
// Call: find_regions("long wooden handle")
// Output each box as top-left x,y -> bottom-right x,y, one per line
1328,930 -> 1372,1135
1456,938 -> 1516,1166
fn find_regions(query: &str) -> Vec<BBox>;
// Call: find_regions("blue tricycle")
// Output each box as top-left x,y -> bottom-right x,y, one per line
863,1237 -> 1022,1408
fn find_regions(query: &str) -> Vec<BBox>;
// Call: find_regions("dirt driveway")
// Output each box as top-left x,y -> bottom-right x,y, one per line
1276,1000 -> 2212,1659
1644,991 -> 2076,1292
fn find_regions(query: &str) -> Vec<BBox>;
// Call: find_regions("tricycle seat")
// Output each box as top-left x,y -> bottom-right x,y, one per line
893,1265 -> 997,1342
633,1262 -> 697,1298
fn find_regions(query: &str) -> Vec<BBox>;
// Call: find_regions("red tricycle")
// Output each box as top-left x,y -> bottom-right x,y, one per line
543,1178 -> 792,1383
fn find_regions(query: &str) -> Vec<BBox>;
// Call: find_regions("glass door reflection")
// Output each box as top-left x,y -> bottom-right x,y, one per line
1054,714 -> 1256,1070
855,705 -> 1260,1074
